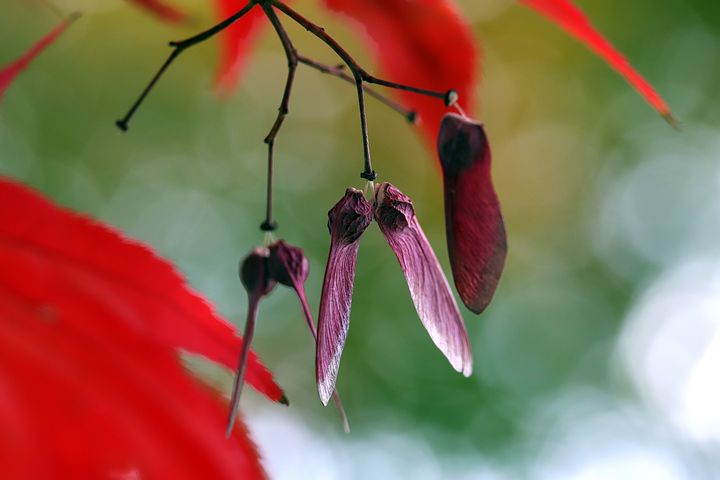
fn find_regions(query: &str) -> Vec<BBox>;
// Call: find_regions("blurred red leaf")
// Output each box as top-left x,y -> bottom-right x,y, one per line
127,0 -> 186,23
322,0 -> 477,143
0,14 -> 78,101
520,0 -> 673,121
0,176 -> 284,478
215,1 -> 274,94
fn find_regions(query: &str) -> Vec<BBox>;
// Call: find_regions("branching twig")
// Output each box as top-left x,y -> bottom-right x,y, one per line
116,2 -> 256,131
298,56 -> 417,123
259,3 -> 297,232
116,0 -> 455,198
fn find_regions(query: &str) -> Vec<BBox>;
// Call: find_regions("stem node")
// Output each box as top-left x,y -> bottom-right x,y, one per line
260,220 -> 278,232
360,170 -> 377,182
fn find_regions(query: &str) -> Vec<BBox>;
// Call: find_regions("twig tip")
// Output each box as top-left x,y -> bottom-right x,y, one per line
444,89 -> 459,107
663,111 -> 681,130
115,120 -> 128,132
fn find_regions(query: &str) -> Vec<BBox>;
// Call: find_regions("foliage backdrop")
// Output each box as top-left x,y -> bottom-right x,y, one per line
1,0 -> 719,477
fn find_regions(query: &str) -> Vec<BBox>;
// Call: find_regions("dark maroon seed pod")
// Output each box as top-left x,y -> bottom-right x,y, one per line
268,240 -> 309,289
437,113 -> 507,314
239,247 -> 276,297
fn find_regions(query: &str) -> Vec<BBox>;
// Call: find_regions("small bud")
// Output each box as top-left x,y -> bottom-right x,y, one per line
239,247 -> 276,297
316,189 -> 373,406
268,240 -> 309,289
374,182 -> 472,377
438,113 -> 507,314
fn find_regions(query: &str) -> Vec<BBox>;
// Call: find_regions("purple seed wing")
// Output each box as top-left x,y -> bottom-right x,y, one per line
438,113 -> 507,314
373,183 -> 472,377
268,240 -> 351,431
316,189 -> 373,405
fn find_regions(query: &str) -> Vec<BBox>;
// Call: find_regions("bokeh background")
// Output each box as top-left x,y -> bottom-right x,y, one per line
2,0 -> 719,478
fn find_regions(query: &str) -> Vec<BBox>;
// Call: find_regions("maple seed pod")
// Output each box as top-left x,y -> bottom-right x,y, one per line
316,188 -> 373,406
227,247 -> 277,437
239,247 -> 276,297
373,182 -> 472,377
268,240 -> 309,289
438,113 -> 507,314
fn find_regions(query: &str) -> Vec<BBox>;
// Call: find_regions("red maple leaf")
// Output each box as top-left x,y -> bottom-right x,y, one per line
520,0 -> 673,122
0,176 -> 284,478
127,0 -> 187,22
0,14 -> 79,101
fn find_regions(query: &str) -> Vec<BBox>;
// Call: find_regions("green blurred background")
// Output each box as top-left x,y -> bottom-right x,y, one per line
2,0 -> 719,477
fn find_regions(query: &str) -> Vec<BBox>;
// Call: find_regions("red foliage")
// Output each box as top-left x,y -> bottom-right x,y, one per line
0,14 -> 78,100
214,2 -> 276,94
0,177 -> 284,478
127,0 -> 186,23
520,0 -> 673,121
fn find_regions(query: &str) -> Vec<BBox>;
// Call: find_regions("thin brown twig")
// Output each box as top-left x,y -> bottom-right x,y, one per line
297,56 -> 417,123
116,1 -> 256,131
258,3 -> 298,232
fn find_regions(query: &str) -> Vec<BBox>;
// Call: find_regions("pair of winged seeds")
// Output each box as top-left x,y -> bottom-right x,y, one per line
317,113 -> 507,405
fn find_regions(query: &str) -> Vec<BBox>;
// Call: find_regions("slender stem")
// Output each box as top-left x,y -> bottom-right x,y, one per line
298,56 -> 417,123
226,293 -> 260,438
116,49 -> 179,131
258,3 -> 299,232
363,74 -> 458,106
295,283 -> 350,433
270,1 -> 377,180
116,2 -> 256,131
354,74 -> 375,181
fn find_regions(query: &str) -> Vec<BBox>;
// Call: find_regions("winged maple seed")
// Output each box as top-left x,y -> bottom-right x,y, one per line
438,114 -> 507,314
373,182 -> 473,377
316,188 -> 373,405
316,183 -> 474,404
